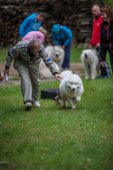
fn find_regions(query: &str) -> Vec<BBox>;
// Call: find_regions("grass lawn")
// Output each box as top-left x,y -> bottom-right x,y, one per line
0,47 -> 113,170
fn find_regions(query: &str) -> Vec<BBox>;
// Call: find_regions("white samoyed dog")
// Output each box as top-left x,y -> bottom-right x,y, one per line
59,70 -> 84,109
81,48 -> 99,79
39,45 -> 64,78
45,45 -> 64,69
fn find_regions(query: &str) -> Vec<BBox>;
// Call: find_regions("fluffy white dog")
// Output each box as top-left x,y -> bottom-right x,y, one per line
59,70 -> 84,109
81,48 -> 99,79
39,45 -> 64,78
45,45 -> 64,69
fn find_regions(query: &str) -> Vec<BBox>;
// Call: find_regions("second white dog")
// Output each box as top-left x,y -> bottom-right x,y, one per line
81,48 -> 99,79
59,70 -> 84,109
45,45 -> 64,69
39,45 -> 64,78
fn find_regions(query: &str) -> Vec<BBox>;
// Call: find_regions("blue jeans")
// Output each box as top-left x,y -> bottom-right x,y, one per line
62,44 -> 71,69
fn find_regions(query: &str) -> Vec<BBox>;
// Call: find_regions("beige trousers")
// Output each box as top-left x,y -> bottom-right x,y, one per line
15,60 -> 40,103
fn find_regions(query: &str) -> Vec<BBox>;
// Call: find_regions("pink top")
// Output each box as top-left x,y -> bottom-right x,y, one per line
22,31 -> 45,43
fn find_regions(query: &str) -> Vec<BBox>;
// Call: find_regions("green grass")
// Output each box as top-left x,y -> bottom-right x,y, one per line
0,47 -> 8,62
0,78 -> 113,170
0,47 -> 113,170
71,46 -> 83,63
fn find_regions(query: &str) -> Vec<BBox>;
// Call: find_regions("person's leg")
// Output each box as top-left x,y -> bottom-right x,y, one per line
29,63 -> 40,105
96,47 -> 110,77
16,63 -> 32,104
95,47 -> 102,77
62,44 -> 71,70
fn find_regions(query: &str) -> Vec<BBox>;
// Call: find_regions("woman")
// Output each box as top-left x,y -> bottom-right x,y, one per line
100,5 -> 113,73
19,13 -> 46,38
22,27 -> 47,43
51,24 -> 73,70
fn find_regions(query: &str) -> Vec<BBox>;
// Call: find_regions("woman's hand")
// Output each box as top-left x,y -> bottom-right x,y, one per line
101,61 -> 106,67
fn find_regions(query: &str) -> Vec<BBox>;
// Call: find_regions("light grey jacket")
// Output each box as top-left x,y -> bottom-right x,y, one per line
5,41 -> 58,75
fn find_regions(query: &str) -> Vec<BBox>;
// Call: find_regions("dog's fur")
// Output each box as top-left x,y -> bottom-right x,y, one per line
81,48 -> 99,79
45,45 -> 64,69
39,45 -> 64,78
59,70 -> 84,109
39,60 -> 59,79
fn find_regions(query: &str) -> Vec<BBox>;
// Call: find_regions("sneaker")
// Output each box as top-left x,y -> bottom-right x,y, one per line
32,101 -> 41,107
25,102 -> 32,111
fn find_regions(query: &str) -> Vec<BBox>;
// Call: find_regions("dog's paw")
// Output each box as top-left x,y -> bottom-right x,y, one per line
85,76 -> 90,80
76,96 -> 81,102
91,76 -> 95,80
71,105 -> 76,109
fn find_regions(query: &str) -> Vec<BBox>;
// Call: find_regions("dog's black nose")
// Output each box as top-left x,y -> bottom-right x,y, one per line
72,88 -> 75,91
55,54 -> 59,57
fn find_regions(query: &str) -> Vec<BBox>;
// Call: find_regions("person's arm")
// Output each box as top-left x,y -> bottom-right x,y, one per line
19,17 -> 31,37
4,46 -> 19,76
62,27 -> 73,47
99,44 -> 107,67
99,25 -> 107,63
36,32 -> 45,43
52,33 -> 60,45
36,21 -> 42,30
90,20 -> 95,46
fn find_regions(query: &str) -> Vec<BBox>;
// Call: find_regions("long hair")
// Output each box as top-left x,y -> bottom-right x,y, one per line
100,5 -> 113,20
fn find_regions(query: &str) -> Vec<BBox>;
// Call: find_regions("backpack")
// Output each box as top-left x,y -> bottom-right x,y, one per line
100,62 -> 111,77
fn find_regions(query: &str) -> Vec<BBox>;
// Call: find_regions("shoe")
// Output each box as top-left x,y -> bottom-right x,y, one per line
32,101 -> 40,107
25,102 -> 32,111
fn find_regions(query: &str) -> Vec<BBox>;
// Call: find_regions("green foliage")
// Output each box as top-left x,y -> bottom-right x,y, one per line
0,47 -> 8,62
104,0 -> 113,5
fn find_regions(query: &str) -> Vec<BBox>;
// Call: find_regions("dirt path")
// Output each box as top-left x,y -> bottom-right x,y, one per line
0,63 -> 84,86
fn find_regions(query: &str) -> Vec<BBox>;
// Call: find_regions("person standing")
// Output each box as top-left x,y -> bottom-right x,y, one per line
51,24 -> 73,70
99,5 -> 113,74
19,13 -> 46,38
89,4 -> 110,78
90,4 -> 102,49
4,39 -> 61,110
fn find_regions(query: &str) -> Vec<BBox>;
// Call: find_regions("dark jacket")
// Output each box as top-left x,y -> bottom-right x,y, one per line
100,19 -> 113,61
